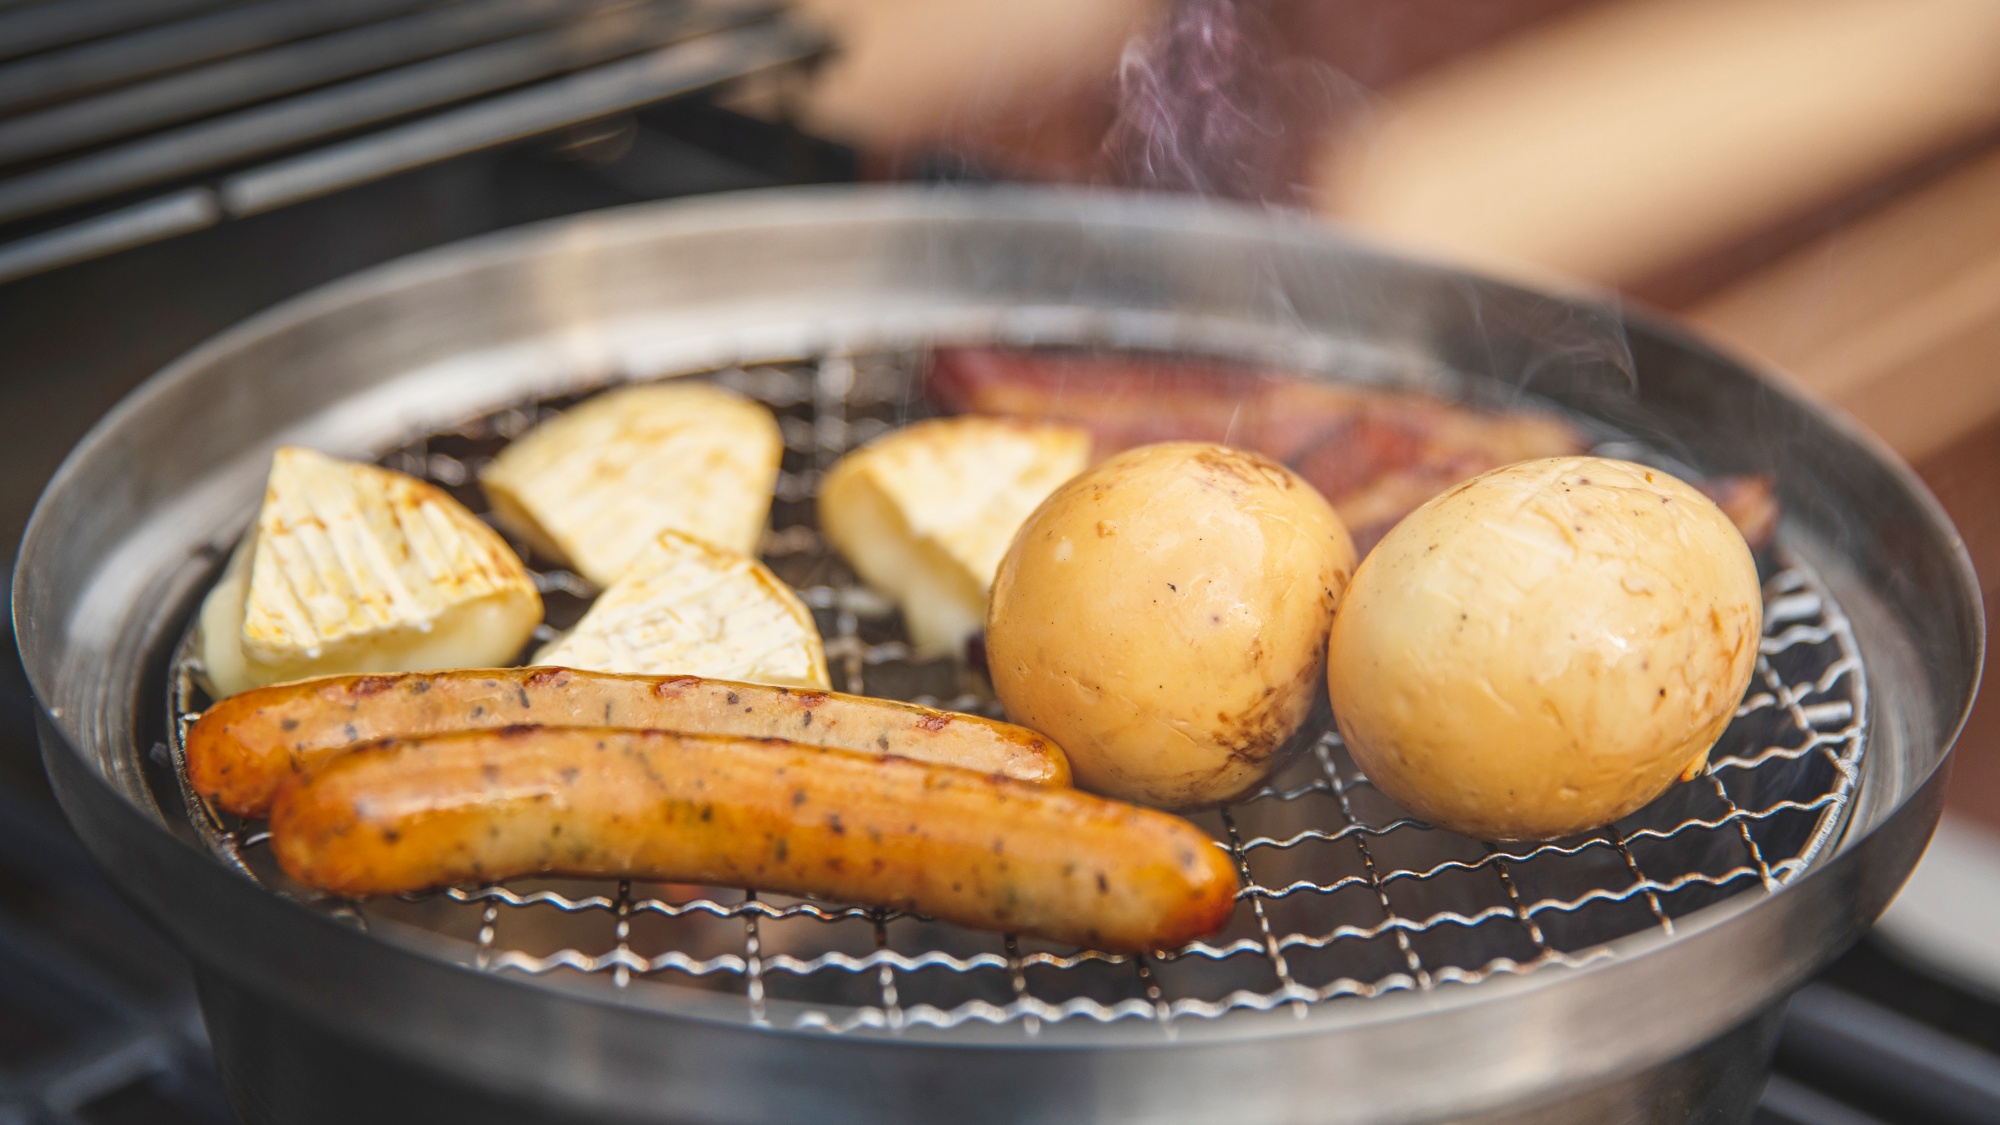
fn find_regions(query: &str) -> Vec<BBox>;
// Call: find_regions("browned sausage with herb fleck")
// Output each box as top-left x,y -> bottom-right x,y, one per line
187,667 -> 1070,817
269,727 -> 1236,951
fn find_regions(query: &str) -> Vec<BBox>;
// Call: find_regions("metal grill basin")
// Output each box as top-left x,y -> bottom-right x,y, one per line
165,343 -> 1866,1039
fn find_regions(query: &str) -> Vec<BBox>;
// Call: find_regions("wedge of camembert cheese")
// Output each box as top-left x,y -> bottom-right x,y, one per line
197,447 -> 543,699
479,381 -> 782,585
818,416 -> 1090,658
535,530 -> 829,689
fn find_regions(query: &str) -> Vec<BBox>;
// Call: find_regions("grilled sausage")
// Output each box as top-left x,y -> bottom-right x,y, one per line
187,667 -> 1070,816
269,727 -> 1238,951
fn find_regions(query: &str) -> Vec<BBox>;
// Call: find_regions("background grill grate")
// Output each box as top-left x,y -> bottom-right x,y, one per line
0,0 -> 825,284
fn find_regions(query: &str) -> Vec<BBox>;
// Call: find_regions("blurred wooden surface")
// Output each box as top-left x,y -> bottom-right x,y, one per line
1916,418 -> 2000,833
1688,145 -> 2000,461
1312,0 -> 2000,290
1267,0 -> 1597,90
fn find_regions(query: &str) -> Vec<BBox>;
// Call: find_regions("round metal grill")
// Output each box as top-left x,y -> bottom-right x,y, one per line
163,343 -> 1866,1036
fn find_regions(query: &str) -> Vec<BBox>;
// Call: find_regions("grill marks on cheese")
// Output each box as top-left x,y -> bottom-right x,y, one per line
535,530 -> 829,689
198,448 -> 541,698
244,448 -> 531,659
479,382 -> 782,585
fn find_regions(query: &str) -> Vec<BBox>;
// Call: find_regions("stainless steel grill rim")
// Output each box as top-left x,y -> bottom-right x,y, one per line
15,187 -> 1978,1124
160,336 -> 1869,1039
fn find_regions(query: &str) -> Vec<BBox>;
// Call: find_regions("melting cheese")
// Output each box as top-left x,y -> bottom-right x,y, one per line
535,530 -> 828,689
818,416 -> 1090,657
480,381 -> 782,584
198,447 -> 542,698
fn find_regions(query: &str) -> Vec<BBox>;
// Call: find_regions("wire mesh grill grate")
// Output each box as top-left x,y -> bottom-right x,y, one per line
163,344 -> 1866,1037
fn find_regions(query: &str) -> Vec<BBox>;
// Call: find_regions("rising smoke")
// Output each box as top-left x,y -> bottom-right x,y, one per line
1101,0 -> 1358,206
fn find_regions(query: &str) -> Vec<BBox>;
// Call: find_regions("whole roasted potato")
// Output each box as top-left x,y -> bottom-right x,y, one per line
987,443 -> 1356,810
1326,456 -> 1763,841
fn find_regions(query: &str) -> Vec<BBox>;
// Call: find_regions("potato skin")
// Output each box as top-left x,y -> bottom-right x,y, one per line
987,442 -> 1356,810
187,667 -> 1069,817
1325,457 -> 1763,841
269,727 -> 1237,952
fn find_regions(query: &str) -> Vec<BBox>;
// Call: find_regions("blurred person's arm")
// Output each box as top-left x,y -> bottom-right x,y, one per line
768,0 -> 1159,179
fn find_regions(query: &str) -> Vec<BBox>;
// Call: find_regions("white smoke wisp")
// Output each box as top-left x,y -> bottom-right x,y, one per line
1101,0 -> 1364,206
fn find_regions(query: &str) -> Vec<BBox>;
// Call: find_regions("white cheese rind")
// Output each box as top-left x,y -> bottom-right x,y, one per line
819,417 -> 1090,657
479,381 -> 782,584
535,530 -> 829,689
197,447 -> 542,698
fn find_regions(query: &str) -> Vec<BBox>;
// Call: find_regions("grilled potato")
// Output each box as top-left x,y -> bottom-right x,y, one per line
1326,457 -> 1762,840
480,381 -> 782,584
820,416 -> 1090,657
988,443 -> 1356,810
196,448 -> 542,699
534,530 -> 829,689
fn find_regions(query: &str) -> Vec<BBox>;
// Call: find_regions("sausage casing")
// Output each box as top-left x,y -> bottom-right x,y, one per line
269,727 -> 1237,952
188,667 -> 1070,816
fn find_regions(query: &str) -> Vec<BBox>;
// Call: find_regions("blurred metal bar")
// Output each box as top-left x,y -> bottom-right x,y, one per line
0,0 -> 439,115
0,189 -> 217,285
0,1 -> 766,226
1778,984 -> 2000,1125
0,0 -> 233,64
1758,1074 -> 1892,1125
223,17 -> 819,215
0,0 -> 638,165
